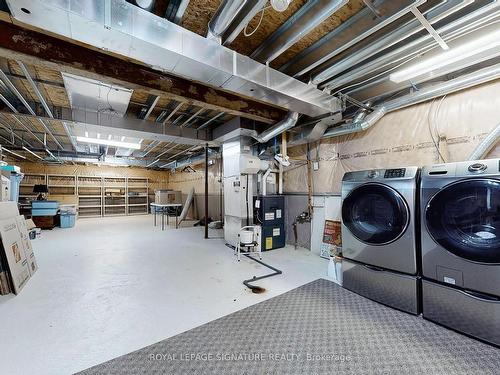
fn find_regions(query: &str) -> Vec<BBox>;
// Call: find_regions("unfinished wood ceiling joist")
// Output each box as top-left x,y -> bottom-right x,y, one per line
0,21 -> 286,124
180,0 -> 366,69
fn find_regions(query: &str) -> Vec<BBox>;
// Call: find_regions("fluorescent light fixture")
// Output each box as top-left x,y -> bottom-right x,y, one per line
2,147 -> 26,159
22,146 -> 43,160
85,131 -> 88,137
390,28 -> 500,83
76,136 -> 141,150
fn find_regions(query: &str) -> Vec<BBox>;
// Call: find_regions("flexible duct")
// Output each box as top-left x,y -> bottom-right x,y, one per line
253,112 -> 299,143
322,62 -> 500,140
468,122 -> 500,160
323,107 -> 387,138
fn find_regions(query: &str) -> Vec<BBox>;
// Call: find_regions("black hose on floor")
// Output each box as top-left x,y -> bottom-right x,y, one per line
225,243 -> 283,293
242,253 -> 282,294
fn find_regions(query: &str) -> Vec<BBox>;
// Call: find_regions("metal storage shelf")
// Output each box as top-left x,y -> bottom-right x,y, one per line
47,174 -> 76,196
20,173 -> 46,186
19,174 -> 149,218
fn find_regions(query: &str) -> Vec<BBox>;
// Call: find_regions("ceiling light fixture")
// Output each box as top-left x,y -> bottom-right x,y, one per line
2,147 -> 26,159
390,28 -> 500,83
76,136 -> 142,150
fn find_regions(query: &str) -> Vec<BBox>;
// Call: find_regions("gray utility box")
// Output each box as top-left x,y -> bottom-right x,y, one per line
253,195 -> 285,251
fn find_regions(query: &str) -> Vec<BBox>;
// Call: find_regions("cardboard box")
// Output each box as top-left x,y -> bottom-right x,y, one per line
0,217 -> 31,294
16,216 -> 38,276
0,201 -> 19,220
155,190 -> 182,204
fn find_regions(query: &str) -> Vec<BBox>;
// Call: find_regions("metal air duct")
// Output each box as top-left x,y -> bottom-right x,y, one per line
208,0 -> 268,45
207,0 -> 247,42
321,62 -> 500,139
253,111 -> 299,143
251,0 -> 349,63
7,0 -> 339,117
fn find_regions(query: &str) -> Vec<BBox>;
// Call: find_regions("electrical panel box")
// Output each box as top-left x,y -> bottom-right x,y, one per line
253,195 -> 285,251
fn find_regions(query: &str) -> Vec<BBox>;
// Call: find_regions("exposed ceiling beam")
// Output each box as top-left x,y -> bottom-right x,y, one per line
0,105 -> 213,146
0,21 -> 285,124
0,68 -> 64,149
16,61 -> 54,117
137,94 -> 160,120
197,112 -> 226,130
179,107 -> 204,128
279,0 -> 428,77
16,60 -> 77,151
0,118 -> 35,148
251,0 -> 349,64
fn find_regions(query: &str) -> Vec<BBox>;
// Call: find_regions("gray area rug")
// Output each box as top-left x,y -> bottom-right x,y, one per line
79,279 -> 500,374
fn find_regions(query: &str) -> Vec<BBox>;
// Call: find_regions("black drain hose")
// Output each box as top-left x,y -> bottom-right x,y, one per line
225,244 -> 283,293
242,254 -> 282,293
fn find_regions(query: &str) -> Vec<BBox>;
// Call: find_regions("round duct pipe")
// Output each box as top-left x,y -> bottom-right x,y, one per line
468,122 -> 500,161
128,0 -> 155,11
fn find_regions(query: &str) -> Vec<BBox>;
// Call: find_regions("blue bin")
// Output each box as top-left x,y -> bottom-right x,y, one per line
60,214 -> 76,228
32,200 -> 59,209
32,208 -> 59,216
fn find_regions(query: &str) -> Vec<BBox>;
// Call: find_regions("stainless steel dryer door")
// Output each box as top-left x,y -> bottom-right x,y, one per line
341,183 -> 416,273
425,179 -> 500,264
342,183 -> 410,246
423,178 -> 500,296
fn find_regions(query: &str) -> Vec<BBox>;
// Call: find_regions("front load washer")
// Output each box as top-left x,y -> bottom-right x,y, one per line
420,158 -> 500,346
341,167 -> 420,314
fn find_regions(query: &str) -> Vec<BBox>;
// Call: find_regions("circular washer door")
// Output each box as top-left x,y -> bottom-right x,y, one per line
425,179 -> 500,264
342,183 -> 410,245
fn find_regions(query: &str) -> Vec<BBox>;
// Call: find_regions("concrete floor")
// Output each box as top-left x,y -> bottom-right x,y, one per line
0,215 -> 327,375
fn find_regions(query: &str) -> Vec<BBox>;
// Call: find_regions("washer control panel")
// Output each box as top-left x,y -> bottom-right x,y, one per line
384,168 -> 406,178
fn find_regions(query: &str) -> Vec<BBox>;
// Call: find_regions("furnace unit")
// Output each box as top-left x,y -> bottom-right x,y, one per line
253,195 -> 285,251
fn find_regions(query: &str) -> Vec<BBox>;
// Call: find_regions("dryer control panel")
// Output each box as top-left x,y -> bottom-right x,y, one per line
384,168 -> 406,178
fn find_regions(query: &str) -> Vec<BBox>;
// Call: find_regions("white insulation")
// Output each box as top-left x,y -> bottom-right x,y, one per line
285,79 -> 500,194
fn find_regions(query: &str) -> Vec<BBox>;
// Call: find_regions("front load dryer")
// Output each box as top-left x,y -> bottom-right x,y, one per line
420,158 -> 500,346
341,167 -> 420,314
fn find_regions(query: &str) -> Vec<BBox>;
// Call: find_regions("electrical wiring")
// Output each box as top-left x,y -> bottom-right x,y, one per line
434,94 -> 447,163
427,96 -> 447,163
434,94 -> 447,159
244,4 -> 271,37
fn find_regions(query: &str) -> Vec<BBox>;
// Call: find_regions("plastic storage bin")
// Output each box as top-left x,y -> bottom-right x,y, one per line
60,213 -> 76,228
32,200 -> 59,209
